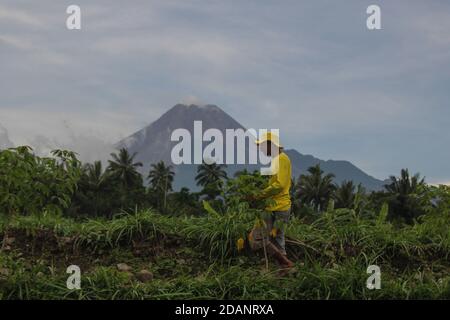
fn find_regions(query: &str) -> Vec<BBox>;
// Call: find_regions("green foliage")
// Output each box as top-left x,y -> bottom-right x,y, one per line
70,148 -> 147,217
165,187 -> 201,216
70,161 -> 112,217
1,146 -> 450,299
195,162 -> 228,200
195,162 -> 228,188
181,200 -> 254,262
107,148 -> 145,209
382,169 -> 427,223
377,203 -> 389,225
107,148 -> 143,189
295,164 -> 336,212
334,180 -> 356,209
0,147 -> 81,217
148,161 -> 175,211
1,196 -> 450,299
224,170 -> 269,211
180,172 -> 272,262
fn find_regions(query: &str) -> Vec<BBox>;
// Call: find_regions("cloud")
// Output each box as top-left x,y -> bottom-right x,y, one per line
2,121 -> 115,164
0,34 -> 69,66
430,181 -> 450,187
0,34 -> 33,50
0,124 -> 13,149
181,95 -> 205,106
93,34 -> 238,68
0,4 -> 45,28
28,128 -> 115,164
0,107 -> 139,164
0,0 -> 449,183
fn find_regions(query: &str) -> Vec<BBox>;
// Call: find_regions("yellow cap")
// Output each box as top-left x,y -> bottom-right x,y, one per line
255,132 -> 282,148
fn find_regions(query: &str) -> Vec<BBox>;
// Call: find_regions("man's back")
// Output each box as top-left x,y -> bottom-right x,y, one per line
265,151 -> 291,211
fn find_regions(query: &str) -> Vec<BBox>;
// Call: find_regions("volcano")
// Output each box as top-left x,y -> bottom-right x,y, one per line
116,103 -> 385,191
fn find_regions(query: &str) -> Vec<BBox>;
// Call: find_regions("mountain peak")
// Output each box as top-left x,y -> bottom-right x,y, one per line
170,103 -> 222,113
116,103 -> 244,165
116,103 -> 385,191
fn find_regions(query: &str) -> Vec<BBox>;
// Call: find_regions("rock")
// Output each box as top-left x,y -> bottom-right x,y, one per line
123,271 -> 135,281
135,270 -> 153,283
59,237 -> 73,245
0,268 -> 10,277
4,237 -> 15,245
117,263 -> 132,272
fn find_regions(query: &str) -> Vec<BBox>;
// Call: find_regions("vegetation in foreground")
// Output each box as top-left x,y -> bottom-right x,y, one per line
1,207 -> 450,300
1,146 -> 450,299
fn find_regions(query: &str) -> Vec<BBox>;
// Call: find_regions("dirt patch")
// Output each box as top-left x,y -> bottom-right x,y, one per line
2,229 -> 206,277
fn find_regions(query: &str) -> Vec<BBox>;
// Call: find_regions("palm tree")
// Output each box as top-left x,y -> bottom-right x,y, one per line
385,169 -> 424,195
82,161 -> 108,216
107,148 -> 143,189
84,161 -> 107,190
173,187 -> 196,204
148,161 -> 175,210
334,180 -> 356,209
170,187 -> 200,215
107,148 -> 143,210
296,164 -> 336,212
384,168 -> 426,222
234,169 -> 250,177
195,162 -> 228,188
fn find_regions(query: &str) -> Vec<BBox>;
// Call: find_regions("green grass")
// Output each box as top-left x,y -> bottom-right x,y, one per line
1,209 -> 450,300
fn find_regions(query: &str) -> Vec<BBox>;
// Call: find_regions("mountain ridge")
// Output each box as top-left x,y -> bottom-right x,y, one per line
116,103 -> 385,191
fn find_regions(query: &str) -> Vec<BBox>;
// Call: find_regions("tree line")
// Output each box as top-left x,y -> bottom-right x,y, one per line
0,146 -> 437,224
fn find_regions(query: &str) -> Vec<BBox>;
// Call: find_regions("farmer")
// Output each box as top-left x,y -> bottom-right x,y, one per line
254,132 -> 294,269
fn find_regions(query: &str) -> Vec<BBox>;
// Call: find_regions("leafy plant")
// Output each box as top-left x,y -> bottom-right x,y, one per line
296,164 -> 336,212
148,161 -> 175,211
0,147 -> 81,217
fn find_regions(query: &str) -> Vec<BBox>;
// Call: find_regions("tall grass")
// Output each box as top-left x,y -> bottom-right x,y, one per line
1,207 -> 450,299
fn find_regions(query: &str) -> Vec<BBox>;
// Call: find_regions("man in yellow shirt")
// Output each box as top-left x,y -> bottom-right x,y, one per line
255,132 -> 294,268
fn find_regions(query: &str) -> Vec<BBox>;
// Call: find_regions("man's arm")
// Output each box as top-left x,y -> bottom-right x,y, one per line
259,179 -> 283,199
259,156 -> 290,199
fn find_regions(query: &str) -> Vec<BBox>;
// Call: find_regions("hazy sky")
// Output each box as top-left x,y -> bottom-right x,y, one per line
0,0 -> 449,183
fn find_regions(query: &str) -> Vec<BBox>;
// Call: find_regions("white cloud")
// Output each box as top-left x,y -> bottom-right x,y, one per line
0,5 -> 45,28
0,33 -> 70,66
0,106 -> 142,163
0,0 -> 449,182
93,33 -> 238,69
0,124 -> 13,149
430,181 -> 450,187
181,95 -> 205,106
0,34 -> 33,50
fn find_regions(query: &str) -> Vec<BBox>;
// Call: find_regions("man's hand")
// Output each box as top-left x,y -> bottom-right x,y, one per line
244,195 -> 255,202
245,193 -> 260,202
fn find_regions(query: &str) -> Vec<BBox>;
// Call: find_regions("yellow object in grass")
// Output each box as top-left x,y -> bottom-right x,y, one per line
237,238 -> 245,251
270,228 -> 277,238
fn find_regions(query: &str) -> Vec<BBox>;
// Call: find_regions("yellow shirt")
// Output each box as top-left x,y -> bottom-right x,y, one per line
260,152 -> 292,211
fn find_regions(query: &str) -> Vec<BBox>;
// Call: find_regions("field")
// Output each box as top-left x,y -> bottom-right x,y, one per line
1,147 -> 450,300
1,207 -> 450,300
